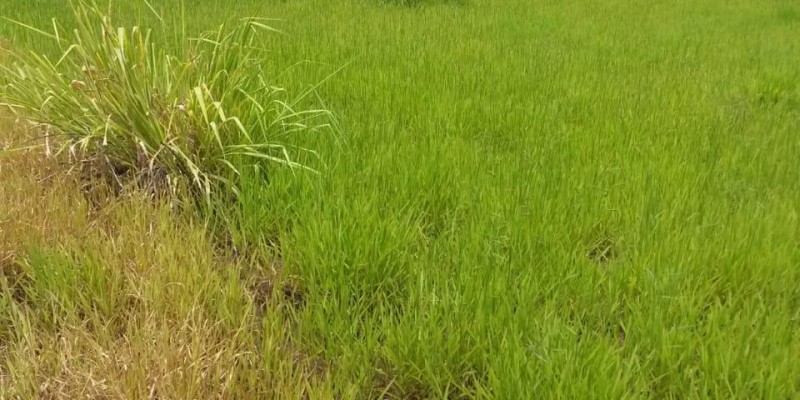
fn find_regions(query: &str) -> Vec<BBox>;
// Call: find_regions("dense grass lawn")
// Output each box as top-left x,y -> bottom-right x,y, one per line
1,0 -> 798,398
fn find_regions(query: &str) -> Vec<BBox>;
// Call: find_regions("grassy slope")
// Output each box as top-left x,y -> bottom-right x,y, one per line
2,0 -> 799,398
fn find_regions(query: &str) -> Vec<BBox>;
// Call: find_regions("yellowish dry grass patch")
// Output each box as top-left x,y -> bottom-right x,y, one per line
0,115 -> 84,264
0,117 -> 333,399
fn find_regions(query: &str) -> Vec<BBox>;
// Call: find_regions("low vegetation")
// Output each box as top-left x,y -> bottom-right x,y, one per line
1,0 -> 798,398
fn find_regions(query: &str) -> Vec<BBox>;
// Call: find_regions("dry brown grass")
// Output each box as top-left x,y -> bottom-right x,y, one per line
0,115 -> 85,300
0,113 -> 333,399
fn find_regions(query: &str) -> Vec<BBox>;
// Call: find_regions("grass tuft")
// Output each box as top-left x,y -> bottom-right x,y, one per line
0,0 -> 332,206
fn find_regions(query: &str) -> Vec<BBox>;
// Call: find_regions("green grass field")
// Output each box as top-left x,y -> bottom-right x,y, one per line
1,0 -> 799,398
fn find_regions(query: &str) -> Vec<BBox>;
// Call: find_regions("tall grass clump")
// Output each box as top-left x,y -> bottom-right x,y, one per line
0,1 -> 332,204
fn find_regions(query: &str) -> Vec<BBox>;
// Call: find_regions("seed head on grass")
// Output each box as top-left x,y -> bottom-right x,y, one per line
0,0 -> 333,206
